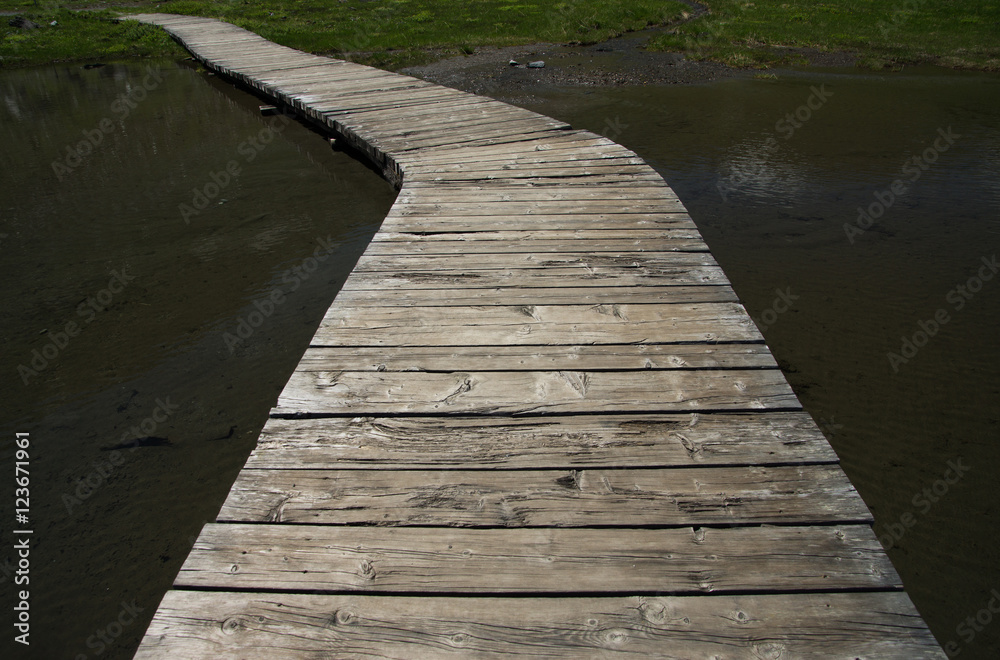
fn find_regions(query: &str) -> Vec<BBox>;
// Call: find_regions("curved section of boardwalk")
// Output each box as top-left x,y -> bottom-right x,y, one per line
129,14 -> 943,658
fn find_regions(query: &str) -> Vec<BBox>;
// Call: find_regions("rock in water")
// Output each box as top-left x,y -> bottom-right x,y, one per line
508,59 -> 520,67
528,61 -> 545,68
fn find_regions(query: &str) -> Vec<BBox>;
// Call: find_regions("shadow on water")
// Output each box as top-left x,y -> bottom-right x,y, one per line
498,67 -> 1000,657
0,60 -> 397,658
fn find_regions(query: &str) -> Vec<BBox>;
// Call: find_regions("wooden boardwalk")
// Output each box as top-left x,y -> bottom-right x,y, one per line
130,14 -> 944,658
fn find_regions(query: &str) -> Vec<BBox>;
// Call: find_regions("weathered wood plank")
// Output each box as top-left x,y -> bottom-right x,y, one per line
294,344 -> 776,371
246,412 -> 839,469
401,142 -> 640,166
387,200 -> 687,215
333,285 -> 739,306
353,252 -> 718,273
364,233 -> 710,254
407,164 -> 659,182
314,303 -> 760,345
273,369 -> 799,415
377,216 -> 699,232
337,267 -> 722,290
174,524 -> 900,593
135,591 -> 945,659
218,465 -> 871,526
389,187 -> 681,202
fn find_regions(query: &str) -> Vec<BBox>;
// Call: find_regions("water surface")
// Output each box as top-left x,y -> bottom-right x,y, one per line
0,60 -> 397,658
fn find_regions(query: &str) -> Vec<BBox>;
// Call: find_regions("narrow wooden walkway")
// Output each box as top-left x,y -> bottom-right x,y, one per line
130,14 -> 943,658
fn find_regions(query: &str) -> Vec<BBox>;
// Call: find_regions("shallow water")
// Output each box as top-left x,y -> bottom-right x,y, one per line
0,61 -> 397,658
497,67 -> 1000,657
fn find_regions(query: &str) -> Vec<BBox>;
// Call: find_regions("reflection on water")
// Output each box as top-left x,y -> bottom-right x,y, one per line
502,68 -> 1000,657
0,61 -> 397,658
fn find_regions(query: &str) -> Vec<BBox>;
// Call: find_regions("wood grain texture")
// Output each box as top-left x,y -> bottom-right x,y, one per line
174,524 -> 899,593
378,213 -> 698,232
368,228 -> 705,247
135,592 -> 945,659
246,412 -> 838,469
333,285 -> 740,306
314,303 -> 762,346
273,369 -> 799,415
294,344 -> 777,371
218,465 -> 871,526
353,251 -> 719,273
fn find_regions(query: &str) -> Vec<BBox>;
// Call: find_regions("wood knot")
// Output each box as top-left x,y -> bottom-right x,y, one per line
221,616 -> 246,635
638,600 -> 668,624
333,609 -> 356,625
604,629 -> 629,646
751,642 -> 785,659
229,564 -> 240,574
359,559 -> 377,580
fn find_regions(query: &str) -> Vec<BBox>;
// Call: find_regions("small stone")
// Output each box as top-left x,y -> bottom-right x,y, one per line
508,59 -> 520,67
527,61 -> 545,68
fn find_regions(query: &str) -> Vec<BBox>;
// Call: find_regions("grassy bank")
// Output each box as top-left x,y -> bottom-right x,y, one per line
1,1 -> 998,71
650,0 -> 1000,70
0,0 -> 690,68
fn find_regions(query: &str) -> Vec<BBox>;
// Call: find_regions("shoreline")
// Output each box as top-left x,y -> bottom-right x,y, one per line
398,27 -> 864,96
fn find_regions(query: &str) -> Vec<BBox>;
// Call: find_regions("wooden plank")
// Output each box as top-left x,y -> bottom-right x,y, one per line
387,200 -> 685,215
273,369 -> 799,415
401,142 -> 639,166
332,285 -> 738,306
314,304 -> 760,345
408,132 -> 620,157
327,97 -> 494,122
218,465 -> 871,526
363,117 -> 572,147
387,124 -> 578,149
353,252 -> 719,273
390,187 -> 681,202
348,105 -> 557,132
387,128 -> 577,154
377,215 -> 699,232
250,62 -> 354,77
403,149 -> 644,168
407,164 -> 658,182
399,180 -> 681,192
364,234 -> 710,255
174,524 -> 900,593
135,591 -> 945,659
246,412 -> 839,469
393,184 -> 678,200
294,344 -> 776,371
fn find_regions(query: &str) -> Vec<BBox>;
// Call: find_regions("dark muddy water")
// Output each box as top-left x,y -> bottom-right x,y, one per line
0,60 -> 397,658
495,68 -> 1000,657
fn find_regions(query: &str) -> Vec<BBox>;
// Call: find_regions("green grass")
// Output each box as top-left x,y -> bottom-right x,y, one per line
1,1 -> 997,71
648,0 -> 1000,71
0,7 -> 183,65
0,0 -> 690,68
